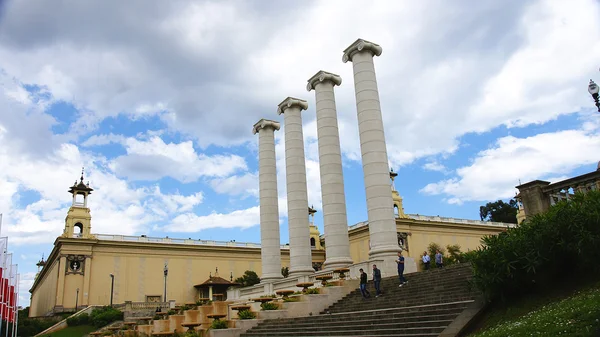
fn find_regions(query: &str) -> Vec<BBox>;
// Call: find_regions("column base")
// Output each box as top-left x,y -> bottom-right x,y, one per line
322,257 -> 353,271
260,274 -> 283,283
368,244 -> 401,260
288,266 -> 314,278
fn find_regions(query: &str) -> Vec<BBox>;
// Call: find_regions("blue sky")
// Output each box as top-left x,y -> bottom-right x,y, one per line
1,0 -> 600,307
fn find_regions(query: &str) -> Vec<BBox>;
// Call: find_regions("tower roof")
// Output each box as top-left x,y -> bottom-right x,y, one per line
68,167 -> 94,194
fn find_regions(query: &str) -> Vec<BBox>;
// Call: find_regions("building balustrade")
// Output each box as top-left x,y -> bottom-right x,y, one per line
93,234 -> 290,249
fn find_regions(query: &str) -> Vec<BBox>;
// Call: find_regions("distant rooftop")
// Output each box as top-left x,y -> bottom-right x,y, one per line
87,213 -> 514,248
348,214 -> 515,232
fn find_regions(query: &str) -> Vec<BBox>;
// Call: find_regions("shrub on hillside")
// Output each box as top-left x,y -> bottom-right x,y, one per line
67,313 -> 90,326
469,190 -> 600,300
90,306 -> 123,327
423,242 -> 467,267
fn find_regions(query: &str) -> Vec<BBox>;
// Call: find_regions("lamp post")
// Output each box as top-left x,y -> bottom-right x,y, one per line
75,288 -> 79,311
109,274 -> 114,307
589,79 -> 600,112
163,263 -> 168,303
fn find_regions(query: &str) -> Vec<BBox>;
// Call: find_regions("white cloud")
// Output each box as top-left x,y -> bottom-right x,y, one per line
2,0 -> 598,166
91,135 -> 249,182
421,127 -> 600,203
209,172 -> 259,198
423,161 -> 447,173
168,207 -> 260,232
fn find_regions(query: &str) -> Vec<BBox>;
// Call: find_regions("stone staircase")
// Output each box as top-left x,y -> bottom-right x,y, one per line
241,263 -> 477,337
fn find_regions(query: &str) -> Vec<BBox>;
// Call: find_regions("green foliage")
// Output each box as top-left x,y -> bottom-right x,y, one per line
210,319 -> 229,329
234,270 -> 261,287
479,199 -> 518,224
66,313 -> 90,326
281,266 -> 289,278
445,244 -> 464,265
89,306 -> 124,328
38,325 -> 97,337
11,307 -> 61,337
305,288 -> 320,294
469,191 -> 600,300
167,309 -> 178,315
237,309 -> 256,319
470,282 -> 600,337
260,302 -> 279,310
283,296 -> 299,302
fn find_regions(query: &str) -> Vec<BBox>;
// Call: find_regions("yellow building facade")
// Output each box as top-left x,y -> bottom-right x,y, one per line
29,175 -> 513,317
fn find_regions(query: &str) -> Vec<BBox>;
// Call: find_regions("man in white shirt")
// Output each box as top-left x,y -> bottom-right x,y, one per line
422,251 -> 431,270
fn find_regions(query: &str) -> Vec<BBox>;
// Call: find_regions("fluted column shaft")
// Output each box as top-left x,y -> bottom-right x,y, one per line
253,119 -> 283,282
307,71 -> 353,269
278,97 -> 314,277
343,39 -> 399,260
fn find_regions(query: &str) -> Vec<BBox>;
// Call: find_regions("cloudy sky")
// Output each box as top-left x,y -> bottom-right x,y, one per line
1,0 -> 599,307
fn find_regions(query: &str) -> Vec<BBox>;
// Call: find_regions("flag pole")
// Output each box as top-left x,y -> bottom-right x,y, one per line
11,273 -> 17,337
0,252 -> 10,335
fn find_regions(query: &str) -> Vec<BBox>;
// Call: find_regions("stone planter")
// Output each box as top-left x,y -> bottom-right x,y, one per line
234,318 -> 264,333
257,309 -> 288,320
208,328 -> 242,337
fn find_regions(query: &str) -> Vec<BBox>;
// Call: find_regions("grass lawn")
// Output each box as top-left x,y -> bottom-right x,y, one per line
468,280 -> 600,337
38,325 -> 97,337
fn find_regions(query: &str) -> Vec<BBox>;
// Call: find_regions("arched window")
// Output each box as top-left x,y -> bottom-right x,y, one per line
74,223 -> 83,237
310,237 -> 316,248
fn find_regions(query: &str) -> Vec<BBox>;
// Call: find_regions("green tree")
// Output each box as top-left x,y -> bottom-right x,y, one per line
281,267 -> 289,278
479,199 -> 518,224
234,270 -> 260,287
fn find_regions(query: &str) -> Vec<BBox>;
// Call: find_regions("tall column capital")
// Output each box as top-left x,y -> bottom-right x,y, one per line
277,97 -> 309,115
253,119 -> 281,135
342,38 -> 383,63
306,71 -> 342,92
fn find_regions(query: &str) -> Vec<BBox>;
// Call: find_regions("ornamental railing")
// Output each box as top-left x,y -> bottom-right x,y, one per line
93,234 -> 290,249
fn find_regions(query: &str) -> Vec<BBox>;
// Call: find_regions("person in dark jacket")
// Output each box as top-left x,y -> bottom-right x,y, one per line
372,264 -> 382,297
359,268 -> 370,298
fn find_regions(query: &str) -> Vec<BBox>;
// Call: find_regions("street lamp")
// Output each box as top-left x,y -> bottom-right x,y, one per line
109,274 -> 114,307
75,288 -> 79,311
588,79 -> 600,112
163,263 -> 168,303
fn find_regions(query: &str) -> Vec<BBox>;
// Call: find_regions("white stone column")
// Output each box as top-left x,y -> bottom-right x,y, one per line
253,119 -> 284,282
277,97 -> 314,277
307,71 -> 353,270
343,39 -> 399,261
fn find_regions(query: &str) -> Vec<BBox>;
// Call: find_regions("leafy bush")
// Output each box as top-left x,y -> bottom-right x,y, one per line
90,306 -> 123,328
13,308 -> 60,337
237,309 -> 256,319
469,191 -> 600,301
305,288 -> 320,294
283,296 -> 299,302
260,302 -> 279,310
234,270 -> 261,287
210,319 -> 229,329
67,313 -> 90,326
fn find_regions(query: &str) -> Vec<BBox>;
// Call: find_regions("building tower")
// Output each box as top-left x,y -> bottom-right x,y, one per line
63,168 -> 94,239
390,169 -> 409,219
308,206 -> 323,251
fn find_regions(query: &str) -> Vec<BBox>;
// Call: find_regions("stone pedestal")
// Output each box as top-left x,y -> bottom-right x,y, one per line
253,119 -> 284,282
277,97 -> 314,277
343,39 -> 399,262
307,71 -> 353,270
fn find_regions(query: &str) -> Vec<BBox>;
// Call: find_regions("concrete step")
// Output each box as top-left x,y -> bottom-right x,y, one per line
338,281 -> 473,300
241,265 -> 475,337
327,296 -> 476,315
258,307 -> 465,327
326,291 -> 476,312
249,318 -> 455,332
242,325 -> 447,336
258,302 -> 471,329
